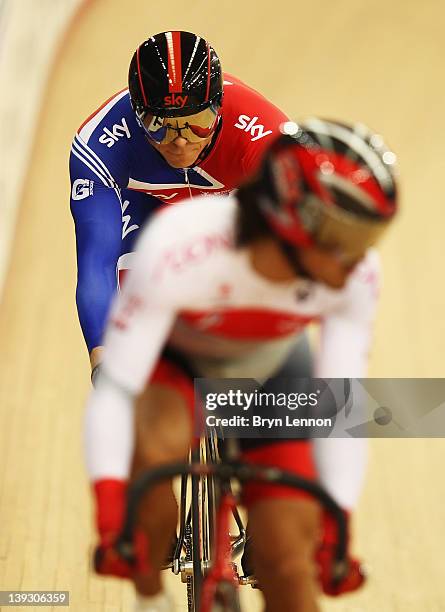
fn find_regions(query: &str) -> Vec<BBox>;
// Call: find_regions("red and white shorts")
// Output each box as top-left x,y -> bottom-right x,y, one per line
150,354 -> 318,508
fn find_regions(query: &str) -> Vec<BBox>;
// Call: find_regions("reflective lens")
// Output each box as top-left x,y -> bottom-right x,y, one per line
301,194 -> 390,263
141,106 -> 219,144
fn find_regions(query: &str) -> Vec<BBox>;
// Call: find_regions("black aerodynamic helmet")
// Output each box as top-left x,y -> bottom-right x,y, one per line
128,31 -> 223,119
242,119 -> 398,263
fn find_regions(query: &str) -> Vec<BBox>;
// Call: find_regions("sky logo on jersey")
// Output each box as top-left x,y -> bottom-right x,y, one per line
98,118 -> 131,148
235,115 -> 273,142
72,178 -> 93,200
164,93 -> 188,108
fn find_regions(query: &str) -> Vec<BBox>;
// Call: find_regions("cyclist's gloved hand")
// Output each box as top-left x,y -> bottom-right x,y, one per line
316,509 -> 366,596
94,530 -> 150,578
93,479 -> 150,578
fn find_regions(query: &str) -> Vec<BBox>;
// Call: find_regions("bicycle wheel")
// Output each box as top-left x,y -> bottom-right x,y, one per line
191,444 -> 204,609
204,430 -> 220,562
188,435 -> 220,611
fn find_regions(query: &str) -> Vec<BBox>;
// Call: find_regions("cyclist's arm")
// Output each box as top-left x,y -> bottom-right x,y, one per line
316,250 -> 380,378
85,224 -> 176,481
313,250 -> 381,510
70,134 -> 128,359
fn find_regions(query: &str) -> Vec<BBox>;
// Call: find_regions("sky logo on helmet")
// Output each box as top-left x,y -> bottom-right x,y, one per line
72,178 -> 93,201
164,93 -> 188,108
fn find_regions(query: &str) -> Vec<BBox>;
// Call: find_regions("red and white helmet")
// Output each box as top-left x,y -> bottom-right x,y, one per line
256,119 -> 398,262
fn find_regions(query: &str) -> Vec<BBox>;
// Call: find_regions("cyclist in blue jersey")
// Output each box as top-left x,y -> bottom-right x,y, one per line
70,30 -> 289,375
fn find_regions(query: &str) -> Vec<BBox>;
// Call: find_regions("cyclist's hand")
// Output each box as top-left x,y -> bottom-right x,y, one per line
316,546 -> 365,595
92,479 -> 150,578
316,510 -> 366,596
94,530 -> 150,578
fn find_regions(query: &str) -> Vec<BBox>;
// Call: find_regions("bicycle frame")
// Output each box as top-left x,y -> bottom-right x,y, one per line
200,489 -> 239,612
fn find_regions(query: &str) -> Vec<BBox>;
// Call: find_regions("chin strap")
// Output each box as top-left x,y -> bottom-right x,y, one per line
277,240 -> 314,280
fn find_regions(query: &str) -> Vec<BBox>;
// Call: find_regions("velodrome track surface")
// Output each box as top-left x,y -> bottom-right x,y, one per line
1,0 -> 445,609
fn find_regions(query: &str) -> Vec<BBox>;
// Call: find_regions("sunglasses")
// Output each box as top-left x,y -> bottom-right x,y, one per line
139,106 -> 220,144
301,194 -> 390,264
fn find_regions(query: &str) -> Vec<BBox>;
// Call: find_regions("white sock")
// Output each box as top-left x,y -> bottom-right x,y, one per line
134,591 -> 174,612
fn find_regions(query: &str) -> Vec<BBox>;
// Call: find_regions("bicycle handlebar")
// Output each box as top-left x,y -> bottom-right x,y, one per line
115,460 -> 348,582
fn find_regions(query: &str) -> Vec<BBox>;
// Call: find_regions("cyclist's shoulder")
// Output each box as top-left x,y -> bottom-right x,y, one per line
222,72 -> 289,124
71,88 -> 150,184
323,249 -> 381,319
212,73 -> 288,172
350,249 -> 381,287
75,88 -> 139,148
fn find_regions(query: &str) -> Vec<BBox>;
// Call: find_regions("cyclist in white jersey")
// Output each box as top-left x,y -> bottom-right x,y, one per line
85,119 -> 397,612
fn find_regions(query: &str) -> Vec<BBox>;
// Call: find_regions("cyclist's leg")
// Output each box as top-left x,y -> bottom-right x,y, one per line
249,498 -> 320,612
242,440 -> 321,612
271,331 -> 314,378
240,333 -> 314,581
130,357 -> 195,596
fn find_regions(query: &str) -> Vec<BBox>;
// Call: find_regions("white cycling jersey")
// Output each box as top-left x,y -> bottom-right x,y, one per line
86,194 -> 377,508
104,195 -> 379,389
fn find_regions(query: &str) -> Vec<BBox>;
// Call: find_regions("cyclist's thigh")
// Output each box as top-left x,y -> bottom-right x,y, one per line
241,440 -> 318,507
244,440 -> 321,568
239,336 -> 314,455
133,356 -> 195,467
270,331 -> 314,379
